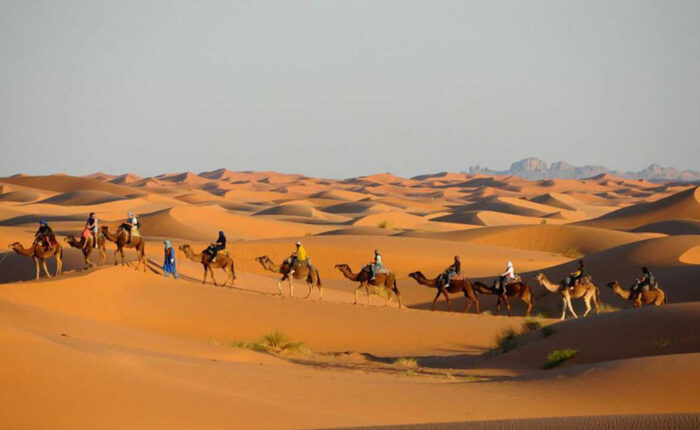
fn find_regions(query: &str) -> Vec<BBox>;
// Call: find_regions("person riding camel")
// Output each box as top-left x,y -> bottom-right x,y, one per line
84,212 -> 98,250
567,260 -> 585,289
290,241 -> 312,274
368,249 -> 383,281
496,261 -> 515,294
441,255 -> 461,286
120,212 -> 139,244
631,266 -> 656,298
34,220 -> 55,251
205,231 -> 227,261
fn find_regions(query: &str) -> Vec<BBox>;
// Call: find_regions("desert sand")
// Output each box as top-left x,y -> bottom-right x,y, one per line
0,171 -> 698,429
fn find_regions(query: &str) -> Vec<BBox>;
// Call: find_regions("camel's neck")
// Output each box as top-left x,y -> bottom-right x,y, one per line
67,236 -> 82,248
262,259 -> 281,273
340,267 -> 360,281
613,286 -> 631,299
183,249 -> 202,262
414,274 -> 436,287
12,245 -> 34,257
538,276 -> 559,292
102,229 -> 120,242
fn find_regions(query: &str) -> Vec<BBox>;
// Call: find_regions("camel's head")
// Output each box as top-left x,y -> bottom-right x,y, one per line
607,280 -> 620,289
334,264 -> 348,271
255,256 -> 268,263
8,242 -> 20,251
178,244 -> 191,252
534,273 -> 545,282
408,271 -> 422,280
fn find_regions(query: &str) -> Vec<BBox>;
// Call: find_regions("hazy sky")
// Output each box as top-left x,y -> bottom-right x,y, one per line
1,1 -> 698,178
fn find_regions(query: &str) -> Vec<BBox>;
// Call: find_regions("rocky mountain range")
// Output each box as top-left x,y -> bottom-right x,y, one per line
467,158 -> 700,182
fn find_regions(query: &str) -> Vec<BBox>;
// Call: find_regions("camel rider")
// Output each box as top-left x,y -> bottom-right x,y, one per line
290,241 -> 312,273
442,255 -> 461,286
206,231 -> 227,261
84,212 -> 98,250
369,249 -> 383,281
632,267 -> 656,297
496,261 -> 515,294
568,260 -> 585,288
121,212 -> 139,244
34,220 -> 55,250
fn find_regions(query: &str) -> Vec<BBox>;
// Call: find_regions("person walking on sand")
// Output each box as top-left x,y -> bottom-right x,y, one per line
163,240 -> 178,279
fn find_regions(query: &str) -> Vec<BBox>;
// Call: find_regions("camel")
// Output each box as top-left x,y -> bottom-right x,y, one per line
179,244 -> 236,287
607,280 -> 666,307
9,241 -> 63,279
100,225 -> 147,271
471,280 -> 534,317
335,264 -> 402,308
64,233 -> 106,268
255,255 -> 322,299
534,273 -> 600,320
408,271 -> 479,313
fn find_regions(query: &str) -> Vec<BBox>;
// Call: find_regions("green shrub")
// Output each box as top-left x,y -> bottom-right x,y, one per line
393,357 -> 418,368
597,303 -> 621,314
541,325 -> 555,338
544,348 -> 578,369
522,319 -> 543,333
228,331 -> 310,355
495,328 -> 518,354
377,220 -> 391,229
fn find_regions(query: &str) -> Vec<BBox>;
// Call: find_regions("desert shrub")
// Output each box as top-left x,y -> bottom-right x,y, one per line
522,319 -> 543,333
540,219 -> 547,225
377,220 -> 391,229
494,327 -> 518,354
228,331 -> 310,355
560,247 -> 583,259
393,357 -> 418,369
541,325 -> 555,338
544,348 -> 578,369
597,303 -> 620,314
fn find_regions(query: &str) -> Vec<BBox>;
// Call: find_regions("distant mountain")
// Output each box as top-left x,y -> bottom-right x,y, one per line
467,158 -> 700,182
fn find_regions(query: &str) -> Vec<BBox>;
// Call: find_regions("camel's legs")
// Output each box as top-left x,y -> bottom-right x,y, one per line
431,290 -> 441,311
496,296 -> 502,314
567,297 -> 578,319
463,290 -> 471,313
56,255 -> 62,276
524,296 -> 533,317
503,295 -> 512,316
113,249 -> 119,266
276,279 -> 283,295
202,266 -> 208,284
34,257 -> 40,279
209,265 -> 218,286
583,295 -> 592,317
560,297 -> 567,320
289,277 -> 294,298
366,283 -> 371,306
471,290 -> 480,314
120,248 -> 126,266
442,289 -> 451,311
42,259 -> 51,278
354,285 -> 363,305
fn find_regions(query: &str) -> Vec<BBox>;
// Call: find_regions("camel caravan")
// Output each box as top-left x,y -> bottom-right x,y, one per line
5,216 -> 667,318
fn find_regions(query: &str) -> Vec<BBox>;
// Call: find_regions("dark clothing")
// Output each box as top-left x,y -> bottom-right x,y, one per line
633,272 -> 656,292
206,233 -> 227,259
442,259 -> 461,286
86,217 -> 96,230
496,275 -> 508,294
35,225 -> 55,248
217,233 -> 226,248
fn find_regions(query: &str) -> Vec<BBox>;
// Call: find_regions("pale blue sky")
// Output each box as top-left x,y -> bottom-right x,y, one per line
1,1 -> 698,178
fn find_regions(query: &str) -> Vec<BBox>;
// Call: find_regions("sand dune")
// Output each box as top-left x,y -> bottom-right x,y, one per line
632,219 -> 700,235
581,186 -> 700,230
0,170 -> 698,429
38,190 -> 129,206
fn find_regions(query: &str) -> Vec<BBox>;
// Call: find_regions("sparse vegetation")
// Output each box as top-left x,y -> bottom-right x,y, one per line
541,325 -> 555,338
522,319 -> 543,333
228,331 -> 310,355
377,220 -> 392,229
597,303 -> 621,314
494,327 -> 518,354
654,337 -> 670,349
540,219 -> 547,225
560,247 -> 583,259
393,357 -> 418,369
544,348 -> 578,369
